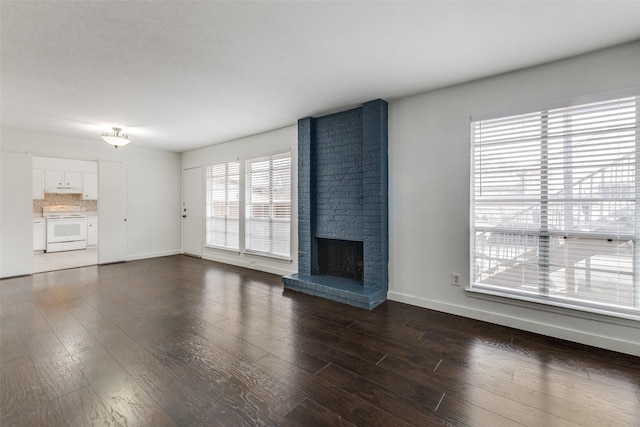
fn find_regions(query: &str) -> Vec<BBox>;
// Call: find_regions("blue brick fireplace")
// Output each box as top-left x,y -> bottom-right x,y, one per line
283,99 -> 388,309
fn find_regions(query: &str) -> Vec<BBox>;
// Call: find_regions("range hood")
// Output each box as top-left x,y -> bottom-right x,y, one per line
44,187 -> 82,194
45,185 -> 83,194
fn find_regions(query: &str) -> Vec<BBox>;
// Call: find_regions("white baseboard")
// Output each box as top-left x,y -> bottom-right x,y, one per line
387,291 -> 640,357
127,249 -> 181,262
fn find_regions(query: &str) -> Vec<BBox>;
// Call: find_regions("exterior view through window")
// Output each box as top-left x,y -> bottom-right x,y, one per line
245,152 -> 291,259
205,161 -> 240,250
471,96 -> 639,318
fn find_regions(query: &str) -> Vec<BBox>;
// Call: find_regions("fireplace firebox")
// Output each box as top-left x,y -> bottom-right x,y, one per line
317,238 -> 364,282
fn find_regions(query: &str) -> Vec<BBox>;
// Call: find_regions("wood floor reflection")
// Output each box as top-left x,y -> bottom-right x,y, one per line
1,255 -> 638,426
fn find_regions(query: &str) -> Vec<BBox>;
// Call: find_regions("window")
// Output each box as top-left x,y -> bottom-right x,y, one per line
245,152 -> 291,258
471,96 -> 639,318
205,161 -> 239,250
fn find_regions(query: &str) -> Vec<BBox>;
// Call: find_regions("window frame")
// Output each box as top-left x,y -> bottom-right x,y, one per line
469,95 -> 640,321
204,161 -> 240,252
244,151 -> 292,260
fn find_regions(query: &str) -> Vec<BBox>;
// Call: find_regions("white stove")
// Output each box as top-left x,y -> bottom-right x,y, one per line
42,205 -> 88,252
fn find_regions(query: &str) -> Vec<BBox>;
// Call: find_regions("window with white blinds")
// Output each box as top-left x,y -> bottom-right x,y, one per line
245,152 -> 291,258
471,96 -> 639,318
205,162 -> 239,250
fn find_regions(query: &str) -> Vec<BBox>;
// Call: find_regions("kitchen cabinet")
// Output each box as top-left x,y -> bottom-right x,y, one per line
87,216 -> 98,246
33,169 -> 45,199
82,172 -> 98,200
45,169 -> 83,193
33,218 -> 46,252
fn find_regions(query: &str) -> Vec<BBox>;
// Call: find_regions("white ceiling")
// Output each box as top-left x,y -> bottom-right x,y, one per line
2,1 -> 640,153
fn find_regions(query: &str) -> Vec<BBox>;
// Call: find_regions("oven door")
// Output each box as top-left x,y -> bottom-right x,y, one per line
46,217 -> 88,252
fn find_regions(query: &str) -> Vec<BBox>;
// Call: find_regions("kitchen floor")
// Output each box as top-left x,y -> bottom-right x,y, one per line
33,248 -> 97,273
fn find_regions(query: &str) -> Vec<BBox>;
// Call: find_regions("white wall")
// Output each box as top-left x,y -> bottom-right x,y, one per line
0,128 -> 182,262
1,152 -> 33,277
388,41 -> 640,356
182,125 -> 298,276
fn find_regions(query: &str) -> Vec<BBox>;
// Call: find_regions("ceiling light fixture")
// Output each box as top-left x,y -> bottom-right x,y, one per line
101,127 -> 131,149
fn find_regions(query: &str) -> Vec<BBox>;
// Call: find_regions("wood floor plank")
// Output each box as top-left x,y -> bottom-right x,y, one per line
135,325 -> 304,422
285,333 -> 450,409
255,353 -> 411,427
135,360 -> 268,426
316,362 -> 449,426
133,363 -> 203,426
32,351 -> 90,400
0,320 -> 29,362
435,393 -> 525,427
283,398 -> 357,427
0,356 -> 58,426
294,316 -> 389,364
74,348 -> 176,427
444,384 -> 586,427
49,385 -> 117,426
434,358 -> 633,427
54,325 -> 102,356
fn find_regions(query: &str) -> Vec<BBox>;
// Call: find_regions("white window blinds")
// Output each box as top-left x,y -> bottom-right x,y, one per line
471,96 -> 639,318
245,152 -> 291,258
205,162 -> 239,250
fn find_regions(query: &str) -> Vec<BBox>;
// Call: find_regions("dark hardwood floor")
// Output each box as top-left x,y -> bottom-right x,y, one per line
1,255 -> 639,426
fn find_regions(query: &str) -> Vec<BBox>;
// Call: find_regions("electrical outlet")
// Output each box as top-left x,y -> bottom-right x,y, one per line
451,273 -> 461,286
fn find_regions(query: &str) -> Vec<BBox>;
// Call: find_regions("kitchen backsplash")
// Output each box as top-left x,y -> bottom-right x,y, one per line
33,193 -> 97,214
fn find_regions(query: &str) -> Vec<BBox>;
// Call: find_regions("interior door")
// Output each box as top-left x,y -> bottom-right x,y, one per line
182,167 -> 203,257
0,152 -> 33,277
98,161 -> 127,264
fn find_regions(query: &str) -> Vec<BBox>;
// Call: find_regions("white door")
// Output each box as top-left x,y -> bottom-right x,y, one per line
0,152 -> 33,277
182,167 -> 203,257
98,161 -> 127,264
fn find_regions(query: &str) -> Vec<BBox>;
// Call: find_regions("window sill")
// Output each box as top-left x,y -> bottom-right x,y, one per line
465,286 -> 640,328
244,250 -> 292,263
204,245 -> 240,255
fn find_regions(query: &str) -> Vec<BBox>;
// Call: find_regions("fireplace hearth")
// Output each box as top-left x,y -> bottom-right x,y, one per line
283,99 -> 388,309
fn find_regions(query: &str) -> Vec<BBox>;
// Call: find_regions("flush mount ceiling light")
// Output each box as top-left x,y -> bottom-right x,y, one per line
101,127 -> 131,149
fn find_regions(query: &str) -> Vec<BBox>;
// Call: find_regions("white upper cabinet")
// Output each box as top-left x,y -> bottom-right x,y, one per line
33,156 -> 97,195
44,169 -> 63,191
82,172 -> 98,200
33,168 -> 45,199
45,169 -> 83,193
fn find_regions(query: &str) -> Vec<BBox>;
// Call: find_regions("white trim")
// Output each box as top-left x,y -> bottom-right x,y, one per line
127,249 -> 181,262
466,286 -> 640,326
245,151 -> 292,259
470,86 -> 640,123
204,244 -> 240,255
470,95 -> 639,319
201,251 -> 294,276
244,249 -> 292,262
387,290 -> 640,357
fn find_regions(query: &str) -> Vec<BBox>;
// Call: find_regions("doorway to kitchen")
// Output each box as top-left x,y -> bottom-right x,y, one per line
32,156 -> 99,273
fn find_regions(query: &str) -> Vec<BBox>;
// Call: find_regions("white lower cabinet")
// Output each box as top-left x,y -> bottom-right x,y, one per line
87,216 -> 98,246
33,218 -> 46,252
